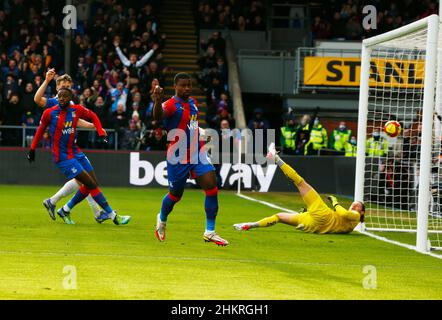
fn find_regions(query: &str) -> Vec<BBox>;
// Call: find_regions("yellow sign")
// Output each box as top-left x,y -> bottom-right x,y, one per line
303,57 -> 425,88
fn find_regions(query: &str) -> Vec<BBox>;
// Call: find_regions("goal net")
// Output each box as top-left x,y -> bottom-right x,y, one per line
355,14 -> 442,252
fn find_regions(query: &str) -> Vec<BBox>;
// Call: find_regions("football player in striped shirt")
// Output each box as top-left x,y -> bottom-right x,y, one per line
28,87 -> 131,225
152,73 -> 228,246
34,69 -> 102,221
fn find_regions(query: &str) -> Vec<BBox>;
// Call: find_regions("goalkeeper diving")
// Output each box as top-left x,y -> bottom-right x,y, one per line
233,143 -> 366,234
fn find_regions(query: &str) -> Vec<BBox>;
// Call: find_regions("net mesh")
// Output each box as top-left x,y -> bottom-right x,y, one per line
363,25 -> 442,250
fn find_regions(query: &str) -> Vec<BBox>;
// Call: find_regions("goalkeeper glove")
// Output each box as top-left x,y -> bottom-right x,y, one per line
27,149 -> 35,163
327,195 -> 339,208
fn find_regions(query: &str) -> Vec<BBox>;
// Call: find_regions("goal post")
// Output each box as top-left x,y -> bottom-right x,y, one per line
355,14 -> 441,253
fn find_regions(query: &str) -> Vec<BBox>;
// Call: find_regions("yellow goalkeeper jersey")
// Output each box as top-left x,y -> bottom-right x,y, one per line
296,204 -> 361,234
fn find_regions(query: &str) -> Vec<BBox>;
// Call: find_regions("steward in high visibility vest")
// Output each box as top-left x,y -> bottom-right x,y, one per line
330,121 -> 351,152
345,136 -> 357,157
305,118 -> 328,155
366,131 -> 389,156
280,116 -> 297,154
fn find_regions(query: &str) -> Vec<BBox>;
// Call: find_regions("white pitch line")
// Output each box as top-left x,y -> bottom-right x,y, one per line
236,193 -> 297,213
236,193 -> 442,261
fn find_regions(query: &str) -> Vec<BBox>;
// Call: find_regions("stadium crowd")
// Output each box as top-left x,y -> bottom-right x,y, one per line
0,0 -> 169,151
195,0 -> 266,31
311,0 -> 439,41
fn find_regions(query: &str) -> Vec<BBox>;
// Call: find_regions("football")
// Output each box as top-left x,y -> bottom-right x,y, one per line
383,120 -> 402,138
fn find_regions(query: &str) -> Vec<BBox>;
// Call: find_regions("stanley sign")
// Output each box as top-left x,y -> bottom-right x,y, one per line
303,56 -> 425,88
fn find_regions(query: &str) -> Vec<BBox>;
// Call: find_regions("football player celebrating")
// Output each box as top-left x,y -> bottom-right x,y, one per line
28,88 -> 131,226
34,69 -> 103,221
152,73 -> 228,246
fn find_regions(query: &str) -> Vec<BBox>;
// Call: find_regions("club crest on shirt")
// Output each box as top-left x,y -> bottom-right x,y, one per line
188,114 -> 198,130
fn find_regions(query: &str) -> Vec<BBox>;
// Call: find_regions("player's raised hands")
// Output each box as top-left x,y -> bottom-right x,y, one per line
45,68 -> 56,82
153,85 -> 164,102
327,195 -> 339,208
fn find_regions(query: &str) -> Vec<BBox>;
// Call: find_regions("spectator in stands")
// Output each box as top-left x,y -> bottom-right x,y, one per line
249,14 -> 266,31
215,11 -> 230,30
92,96 -> 110,127
345,135 -> 357,157
114,38 -> 158,86
345,14 -> 362,40
22,111 -> 37,147
248,108 -> 269,132
293,114 -> 311,156
109,81 -> 129,113
330,121 -> 352,153
280,114 -> 297,155
305,117 -> 328,155
216,56 -> 228,84
3,74 -> 19,100
111,103 -> 128,149
217,108 -> 236,130
198,3 -> 215,29
128,91 -> 145,121
20,82 -> 38,116
419,1 -> 438,19
41,130 -> 51,149
312,16 -> 331,40
143,60 -> 165,88
121,120 -> 141,150
235,15 -> 248,31
293,108 -> 319,156
366,130 -> 389,157
146,127 -> 167,151
3,93 -> 22,146
330,12 -> 347,40
206,76 -> 224,107
197,45 -> 219,96
2,59 -> 19,80
201,32 -> 226,57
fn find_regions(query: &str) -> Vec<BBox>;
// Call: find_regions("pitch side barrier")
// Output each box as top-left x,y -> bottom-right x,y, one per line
0,148 -> 356,195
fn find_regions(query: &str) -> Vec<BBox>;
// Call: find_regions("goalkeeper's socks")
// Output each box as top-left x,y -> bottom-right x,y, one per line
51,179 -> 79,205
257,214 -> 280,228
280,163 -> 304,186
65,185 -> 89,211
89,187 -> 113,214
160,192 -> 181,222
204,187 -> 219,232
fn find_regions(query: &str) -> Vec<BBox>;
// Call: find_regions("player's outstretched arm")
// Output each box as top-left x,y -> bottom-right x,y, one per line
77,119 -> 106,137
28,110 -> 51,162
152,85 -> 166,121
78,106 -> 107,138
335,205 -> 362,222
327,195 -> 339,208
34,68 -> 55,107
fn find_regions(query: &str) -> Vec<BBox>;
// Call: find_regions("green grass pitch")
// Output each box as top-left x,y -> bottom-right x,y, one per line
0,185 -> 441,299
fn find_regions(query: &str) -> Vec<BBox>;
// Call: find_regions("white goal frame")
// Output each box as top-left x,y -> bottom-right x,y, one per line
355,14 -> 440,253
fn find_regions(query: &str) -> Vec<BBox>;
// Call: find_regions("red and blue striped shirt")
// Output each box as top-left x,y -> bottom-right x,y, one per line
31,104 -> 105,163
162,96 -> 206,163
